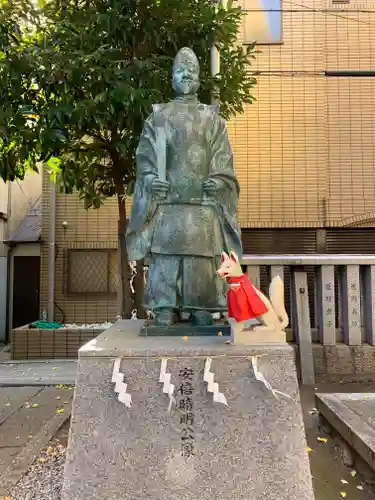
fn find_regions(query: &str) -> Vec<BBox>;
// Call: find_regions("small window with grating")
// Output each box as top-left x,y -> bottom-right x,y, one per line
243,0 -> 282,45
332,0 -> 350,4
67,249 -> 118,294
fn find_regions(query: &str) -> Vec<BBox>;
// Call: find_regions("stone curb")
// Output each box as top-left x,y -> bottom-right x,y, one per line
0,360 -> 77,386
0,408 -> 71,495
0,377 -> 76,387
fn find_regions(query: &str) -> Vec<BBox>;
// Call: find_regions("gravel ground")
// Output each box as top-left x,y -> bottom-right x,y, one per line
9,422 -> 69,500
10,452 -> 65,500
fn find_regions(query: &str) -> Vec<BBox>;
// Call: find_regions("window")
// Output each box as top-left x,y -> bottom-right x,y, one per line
67,249 -> 118,294
243,0 -> 282,45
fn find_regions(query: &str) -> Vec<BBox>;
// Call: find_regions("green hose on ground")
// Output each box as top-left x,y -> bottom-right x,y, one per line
29,320 -> 63,329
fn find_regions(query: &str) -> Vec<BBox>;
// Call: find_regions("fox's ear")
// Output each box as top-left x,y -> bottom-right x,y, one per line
221,252 -> 229,263
229,250 -> 239,263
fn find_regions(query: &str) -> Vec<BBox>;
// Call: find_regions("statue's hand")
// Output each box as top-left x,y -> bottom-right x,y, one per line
203,179 -> 221,198
151,178 -> 170,198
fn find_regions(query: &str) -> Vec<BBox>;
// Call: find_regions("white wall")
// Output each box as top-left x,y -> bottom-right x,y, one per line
0,172 -> 41,342
0,180 -> 8,216
8,171 -> 41,235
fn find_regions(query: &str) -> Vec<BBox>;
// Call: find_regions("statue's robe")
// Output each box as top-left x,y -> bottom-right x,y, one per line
126,95 -> 242,312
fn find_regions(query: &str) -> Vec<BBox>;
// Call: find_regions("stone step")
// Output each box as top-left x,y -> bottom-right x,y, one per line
315,392 -> 375,472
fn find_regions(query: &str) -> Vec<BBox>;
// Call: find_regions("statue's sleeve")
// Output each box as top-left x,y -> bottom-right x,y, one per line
208,110 -> 243,257
209,111 -> 240,213
126,113 -> 159,261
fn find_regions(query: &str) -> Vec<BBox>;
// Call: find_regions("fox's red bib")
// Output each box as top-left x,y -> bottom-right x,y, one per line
226,274 -> 268,322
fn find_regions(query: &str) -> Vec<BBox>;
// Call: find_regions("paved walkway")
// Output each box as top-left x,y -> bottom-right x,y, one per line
0,386 -> 73,496
0,345 -> 77,386
0,350 -> 76,495
0,360 -> 77,386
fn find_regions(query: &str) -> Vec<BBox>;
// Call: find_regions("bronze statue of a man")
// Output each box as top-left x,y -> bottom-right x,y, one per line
126,47 -> 242,327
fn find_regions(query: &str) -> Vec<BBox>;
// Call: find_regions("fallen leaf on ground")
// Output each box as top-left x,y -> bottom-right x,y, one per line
341,479 -> 349,484
350,470 -> 357,477
39,457 -> 47,463
340,493 -> 347,498
307,447 -> 313,453
5,403 -> 11,407
182,336 -> 188,340
357,485 -> 364,490
56,408 -> 64,414
52,367 -> 57,371
317,437 -> 328,443
217,331 -> 223,336
32,403 -> 39,408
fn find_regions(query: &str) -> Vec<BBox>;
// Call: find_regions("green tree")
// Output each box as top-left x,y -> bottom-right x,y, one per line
0,0 -> 257,318
0,0 -> 42,180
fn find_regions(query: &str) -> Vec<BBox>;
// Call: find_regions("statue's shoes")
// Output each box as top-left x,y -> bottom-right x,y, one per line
191,310 -> 214,327
154,309 -> 178,327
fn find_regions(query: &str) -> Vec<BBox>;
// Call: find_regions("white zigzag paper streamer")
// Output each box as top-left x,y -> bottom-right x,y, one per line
251,355 -> 294,402
112,358 -> 132,408
159,358 -> 176,412
204,357 -> 228,405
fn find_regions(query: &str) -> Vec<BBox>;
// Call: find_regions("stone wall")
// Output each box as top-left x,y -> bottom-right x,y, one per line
312,345 -> 375,383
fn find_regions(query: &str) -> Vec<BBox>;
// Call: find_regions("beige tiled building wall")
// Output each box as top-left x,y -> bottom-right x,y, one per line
41,171 -> 119,323
40,0 -> 375,322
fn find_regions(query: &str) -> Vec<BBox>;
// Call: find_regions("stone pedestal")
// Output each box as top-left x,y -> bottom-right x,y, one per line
62,320 -> 314,500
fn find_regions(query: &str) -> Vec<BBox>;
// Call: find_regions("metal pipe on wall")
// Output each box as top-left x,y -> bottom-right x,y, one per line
48,177 -> 56,321
210,0 -> 227,105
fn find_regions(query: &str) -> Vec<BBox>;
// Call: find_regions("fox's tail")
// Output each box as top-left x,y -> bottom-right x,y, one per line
269,276 -> 289,329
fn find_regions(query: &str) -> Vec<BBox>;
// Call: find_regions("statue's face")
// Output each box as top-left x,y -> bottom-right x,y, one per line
172,59 -> 200,95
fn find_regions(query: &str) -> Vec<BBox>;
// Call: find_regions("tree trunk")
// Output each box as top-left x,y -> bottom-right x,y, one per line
116,192 -> 133,318
111,149 -> 134,318
134,260 -> 146,318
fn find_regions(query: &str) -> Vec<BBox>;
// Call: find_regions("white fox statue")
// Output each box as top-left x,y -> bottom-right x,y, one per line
216,251 -> 289,345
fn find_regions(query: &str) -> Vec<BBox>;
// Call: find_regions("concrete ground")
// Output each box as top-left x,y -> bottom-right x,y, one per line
301,383 -> 375,500
0,385 -> 73,496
